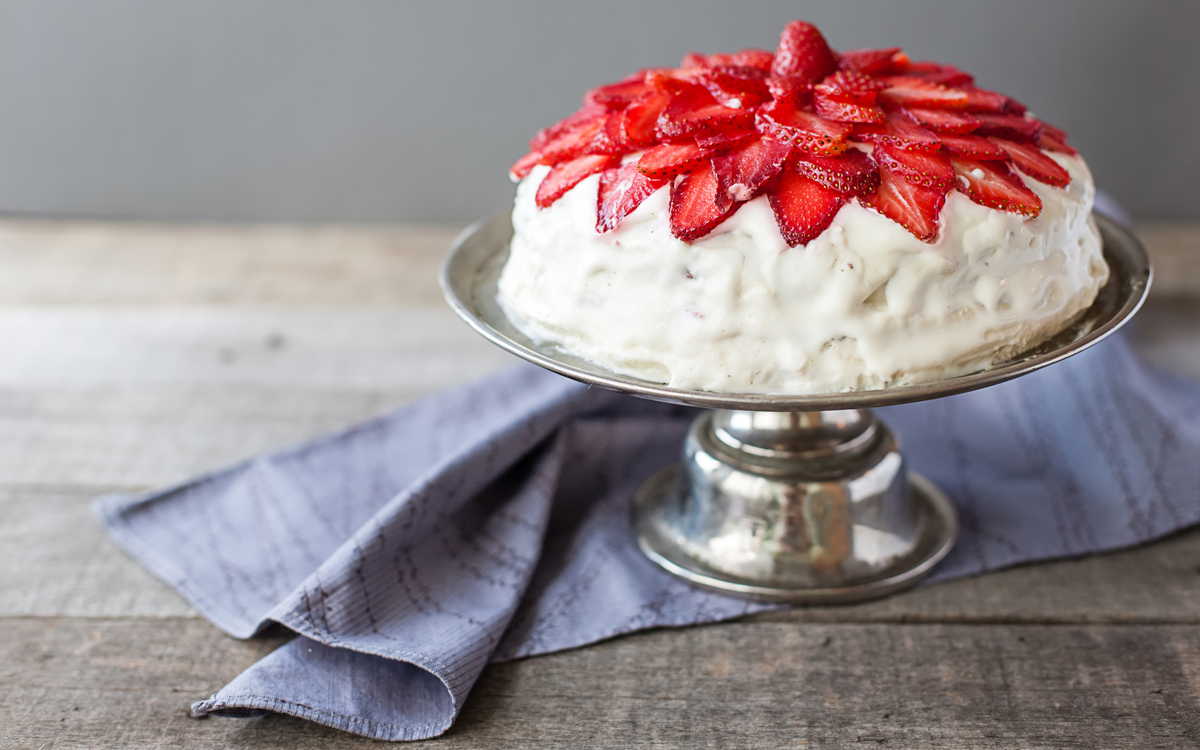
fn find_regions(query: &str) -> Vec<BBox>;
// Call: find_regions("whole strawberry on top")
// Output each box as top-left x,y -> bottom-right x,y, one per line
511,20 -> 1077,246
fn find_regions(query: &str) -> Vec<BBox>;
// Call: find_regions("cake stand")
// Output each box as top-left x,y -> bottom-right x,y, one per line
441,213 -> 1151,604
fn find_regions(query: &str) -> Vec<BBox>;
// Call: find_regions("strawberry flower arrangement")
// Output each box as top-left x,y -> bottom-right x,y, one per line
510,20 -> 1077,247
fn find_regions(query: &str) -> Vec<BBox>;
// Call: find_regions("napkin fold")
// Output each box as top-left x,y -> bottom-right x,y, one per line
94,202 -> 1200,741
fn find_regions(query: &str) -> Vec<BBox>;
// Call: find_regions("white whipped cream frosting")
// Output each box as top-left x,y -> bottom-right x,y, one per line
497,152 -> 1108,394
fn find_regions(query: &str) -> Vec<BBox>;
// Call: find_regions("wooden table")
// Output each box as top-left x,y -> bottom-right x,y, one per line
2,220 -> 1199,749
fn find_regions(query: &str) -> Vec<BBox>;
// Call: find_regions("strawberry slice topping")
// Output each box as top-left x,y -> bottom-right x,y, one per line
1038,130 -> 1077,157
960,86 -> 1011,113
585,76 -> 652,110
863,168 -> 948,242
877,76 -> 969,108
695,128 -> 757,154
990,138 -> 1071,187
536,116 -> 606,166
529,105 -> 605,153
584,111 -> 631,155
755,100 -> 852,155
514,18 -> 1076,244
767,169 -> 847,247
596,164 -> 666,233
535,154 -> 620,208
670,166 -> 737,242
621,91 -> 673,147
838,48 -> 905,75
874,144 -> 955,191
657,85 -> 756,140
907,62 -> 975,87
852,115 -> 942,152
712,137 -> 793,205
814,70 -> 890,104
764,76 -> 812,108
899,106 -> 981,134
974,113 -> 1041,142
951,159 -> 1042,217
937,134 -> 1009,160
813,93 -> 886,124
699,67 -> 772,109
637,142 -> 707,180
771,21 -> 839,82
793,149 -> 880,197
732,48 -> 775,72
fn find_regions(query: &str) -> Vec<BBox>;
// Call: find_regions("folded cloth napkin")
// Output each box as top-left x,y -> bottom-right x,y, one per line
95,212 -> 1199,743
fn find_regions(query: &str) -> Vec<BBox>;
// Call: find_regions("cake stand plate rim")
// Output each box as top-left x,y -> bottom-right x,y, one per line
440,211 -> 1151,411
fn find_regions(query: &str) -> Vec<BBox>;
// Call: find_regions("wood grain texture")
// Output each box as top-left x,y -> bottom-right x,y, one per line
4,617 -> 1199,749
0,219 -> 1196,747
5,485 -> 1200,623
0,219 -> 1191,309
0,221 -> 463,308
1138,221 -> 1200,301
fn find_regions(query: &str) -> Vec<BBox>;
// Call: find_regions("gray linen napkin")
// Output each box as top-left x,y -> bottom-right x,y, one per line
94,208 -> 1200,742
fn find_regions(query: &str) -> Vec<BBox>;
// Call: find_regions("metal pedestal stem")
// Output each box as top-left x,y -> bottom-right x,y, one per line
633,409 -> 958,604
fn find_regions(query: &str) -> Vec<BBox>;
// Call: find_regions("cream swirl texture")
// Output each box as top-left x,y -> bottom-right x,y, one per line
497,153 -> 1108,394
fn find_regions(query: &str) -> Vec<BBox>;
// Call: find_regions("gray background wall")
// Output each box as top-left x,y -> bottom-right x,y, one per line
0,0 -> 1195,223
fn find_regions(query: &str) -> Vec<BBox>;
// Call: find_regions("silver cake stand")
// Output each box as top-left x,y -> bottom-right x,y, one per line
441,213 -> 1151,604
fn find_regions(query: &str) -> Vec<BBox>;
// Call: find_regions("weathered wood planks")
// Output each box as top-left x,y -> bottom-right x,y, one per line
1,219 -> 1197,748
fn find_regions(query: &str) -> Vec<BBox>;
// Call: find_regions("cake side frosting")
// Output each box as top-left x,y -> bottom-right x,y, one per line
498,151 -> 1107,394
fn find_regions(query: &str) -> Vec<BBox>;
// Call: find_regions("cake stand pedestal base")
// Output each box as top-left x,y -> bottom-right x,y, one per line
632,409 -> 958,604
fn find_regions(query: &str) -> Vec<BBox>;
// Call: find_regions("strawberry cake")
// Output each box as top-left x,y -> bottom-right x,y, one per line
497,20 -> 1108,394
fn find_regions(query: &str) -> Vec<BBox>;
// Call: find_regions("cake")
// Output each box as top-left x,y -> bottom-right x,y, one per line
498,20 -> 1108,394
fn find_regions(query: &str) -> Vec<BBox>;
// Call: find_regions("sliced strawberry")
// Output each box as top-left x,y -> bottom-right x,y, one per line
637,142 -> 707,180
536,116 -> 606,166
877,76 -> 968,108
973,112 -> 1041,142
874,144 -> 954,191
960,86 -> 1010,113
951,159 -> 1042,217
657,85 -> 755,141
767,169 -> 847,247
1038,120 -> 1070,142
645,69 -> 706,95
1004,98 -> 1028,116
863,168 -> 947,242
681,51 -> 729,69
529,106 -> 606,152
906,62 -> 974,87
899,106 -> 981,135
851,115 -> 942,152
712,137 -> 793,204
814,70 -> 889,104
771,20 -> 839,82
793,149 -> 880,197
765,76 -> 812,108
596,164 -> 666,233
535,154 -> 619,209
621,90 -> 672,147
695,127 -> 756,154
699,67 -> 772,109
838,47 -> 904,75
937,134 -> 1008,160
814,93 -> 886,123
584,111 -> 631,155
755,100 -> 852,156
732,48 -> 775,72
990,138 -> 1070,187
584,76 -> 651,110
511,150 -> 544,181
1037,130 -> 1078,157
670,166 -> 737,242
